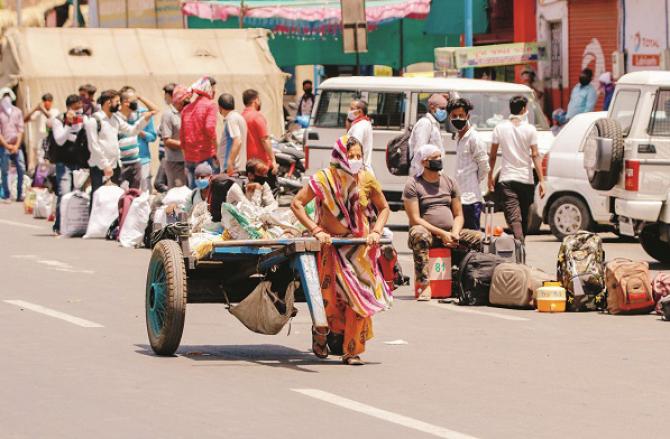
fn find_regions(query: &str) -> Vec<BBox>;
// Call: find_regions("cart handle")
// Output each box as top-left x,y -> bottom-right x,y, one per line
212,237 -> 392,248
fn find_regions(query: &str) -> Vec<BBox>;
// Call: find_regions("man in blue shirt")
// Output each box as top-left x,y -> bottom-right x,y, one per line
120,86 -> 157,191
566,68 -> 598,120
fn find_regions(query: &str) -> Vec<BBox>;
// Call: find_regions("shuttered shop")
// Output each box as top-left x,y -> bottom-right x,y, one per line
568,0 -> 619,108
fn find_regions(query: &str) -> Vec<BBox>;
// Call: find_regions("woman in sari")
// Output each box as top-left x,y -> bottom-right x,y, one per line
291,135 -> 392,366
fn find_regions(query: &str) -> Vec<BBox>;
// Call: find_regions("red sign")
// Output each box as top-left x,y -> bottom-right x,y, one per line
632,54 -> 660,67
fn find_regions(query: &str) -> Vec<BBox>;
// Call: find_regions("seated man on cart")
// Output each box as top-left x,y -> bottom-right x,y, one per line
291,135 -> 392,366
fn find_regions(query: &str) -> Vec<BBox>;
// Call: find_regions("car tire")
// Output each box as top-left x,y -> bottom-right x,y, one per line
583,118 -> 624,191
639,223 -> 670,264
547,195 -> 593,241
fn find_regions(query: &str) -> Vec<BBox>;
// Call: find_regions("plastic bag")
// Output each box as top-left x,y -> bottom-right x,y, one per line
162,186 -> 192,206
221,202 -> 263,240
84,185 -> 124,239
34,190 -> 55,219
119,192 -> 150,248
23,189 -> 37,214
72,169 -> 90,191
60,191 -> 90,237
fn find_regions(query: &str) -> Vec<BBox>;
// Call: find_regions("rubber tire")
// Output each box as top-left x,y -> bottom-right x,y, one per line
526,205 -> 543,235
639,224 -> 670,264
547,195 -> 593,241
584,118 -> 624,191
146,240 -> 187,356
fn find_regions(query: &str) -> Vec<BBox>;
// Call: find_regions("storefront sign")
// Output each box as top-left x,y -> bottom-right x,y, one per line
454,42 -> 546,69
625,0 -> 667,71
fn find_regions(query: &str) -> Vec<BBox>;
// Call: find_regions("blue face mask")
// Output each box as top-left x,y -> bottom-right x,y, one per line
434,108 -> 447,122
196,178 -> 210,190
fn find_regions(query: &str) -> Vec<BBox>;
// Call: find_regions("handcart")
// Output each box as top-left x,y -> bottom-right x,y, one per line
145,230 -> 390,356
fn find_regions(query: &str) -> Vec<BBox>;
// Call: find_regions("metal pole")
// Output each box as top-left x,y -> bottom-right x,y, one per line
463,0 -> 474,78
16,0 -> 22,27
399,19 -> 404,74
239,0 -> 245,28
73,0 -> 79,27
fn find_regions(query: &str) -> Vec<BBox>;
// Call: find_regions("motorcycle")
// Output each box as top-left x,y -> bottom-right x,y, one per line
271,131 -> 306,200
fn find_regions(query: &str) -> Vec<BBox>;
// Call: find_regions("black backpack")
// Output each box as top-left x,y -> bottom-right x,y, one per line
386,125 -> 413,176
44,115 -> 94,168
207,175 -> 241,222
457,251 -> 507,306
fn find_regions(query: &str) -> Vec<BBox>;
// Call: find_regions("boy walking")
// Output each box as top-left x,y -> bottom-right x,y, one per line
448,98 -> 489,230
488,96 -> 546,241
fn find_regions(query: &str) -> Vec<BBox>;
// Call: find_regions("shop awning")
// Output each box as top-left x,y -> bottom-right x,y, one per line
182,0 -> 431,36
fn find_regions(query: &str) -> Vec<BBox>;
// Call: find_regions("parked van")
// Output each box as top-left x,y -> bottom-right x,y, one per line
583,71 -> 670,263
304,76 -> 552,218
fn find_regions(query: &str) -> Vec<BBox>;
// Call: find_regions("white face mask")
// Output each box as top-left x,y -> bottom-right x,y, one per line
1,96 -> 12,112
348,159 -> 363,174
347,110 -> 358,122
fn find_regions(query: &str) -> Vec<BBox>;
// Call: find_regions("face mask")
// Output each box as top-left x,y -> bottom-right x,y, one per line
579,74 -> 591,86
254,175 -> 268,186
196,178 -> 210,190
451,118 -> 468,130
434,108 -> 447,122
75,109 -> 84,115
304,88 -> 313,95
110,104 -> 120,113
348,159 -> 363,174
347,110 -> 358,122
129,101 -> 138,111
1,96 -> 12,112
426,159 -> 443,171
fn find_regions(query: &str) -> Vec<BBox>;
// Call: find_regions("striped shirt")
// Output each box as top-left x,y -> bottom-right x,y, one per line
118,113 -> 140,165
455,127 -> 490,205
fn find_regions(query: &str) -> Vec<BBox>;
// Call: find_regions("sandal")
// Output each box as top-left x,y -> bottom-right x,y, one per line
342,355 -> 364,366
312,326 -> 330,359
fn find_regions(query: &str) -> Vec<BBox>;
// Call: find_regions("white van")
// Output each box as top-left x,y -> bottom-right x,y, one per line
583,71 -> 670,263
304,76 -> 553,216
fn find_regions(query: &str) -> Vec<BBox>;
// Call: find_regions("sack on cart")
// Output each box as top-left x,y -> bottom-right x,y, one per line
226,281 -> 298,335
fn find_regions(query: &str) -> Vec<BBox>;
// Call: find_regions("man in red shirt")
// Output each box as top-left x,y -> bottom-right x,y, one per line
242,89 -> 277,172
180,76 -> 218,187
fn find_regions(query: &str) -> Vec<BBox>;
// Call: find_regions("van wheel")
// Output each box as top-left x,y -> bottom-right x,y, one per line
583,118 -> 624,191
639,224 -> 670,264
548,195 -> 593,241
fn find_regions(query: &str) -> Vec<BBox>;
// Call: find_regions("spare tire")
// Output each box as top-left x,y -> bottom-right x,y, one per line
583,118 -> 624,191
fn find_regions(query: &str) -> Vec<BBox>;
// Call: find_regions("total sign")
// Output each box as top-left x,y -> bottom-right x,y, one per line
626,0 -> 667,71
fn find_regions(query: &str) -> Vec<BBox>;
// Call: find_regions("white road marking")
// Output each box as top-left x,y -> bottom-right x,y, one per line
3,300 -> 104,328
10,255 -> 94,274
428,302 -> 530,321
292,389 -> 479,439
0,219 -> 42,229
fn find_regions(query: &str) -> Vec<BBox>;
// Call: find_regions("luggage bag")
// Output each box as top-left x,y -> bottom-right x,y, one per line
482,201 -> 525,264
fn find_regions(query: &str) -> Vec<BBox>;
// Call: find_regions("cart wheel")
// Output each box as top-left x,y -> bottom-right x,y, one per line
146,240 -> 187,356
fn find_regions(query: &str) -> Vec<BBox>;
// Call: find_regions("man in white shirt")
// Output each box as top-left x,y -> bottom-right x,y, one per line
408,93 -> 447,176
449,97 -> 489,230
488,95 -> 546,241
24,93 -> 59,163
217,93 -> 247,176
346,99 -> 374,172
85,89 -> 154,199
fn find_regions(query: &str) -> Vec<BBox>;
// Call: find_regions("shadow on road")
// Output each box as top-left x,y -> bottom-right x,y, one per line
135,344 -> 379,372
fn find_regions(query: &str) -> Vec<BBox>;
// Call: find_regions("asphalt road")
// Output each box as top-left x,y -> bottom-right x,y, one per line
1,205 -> 668,439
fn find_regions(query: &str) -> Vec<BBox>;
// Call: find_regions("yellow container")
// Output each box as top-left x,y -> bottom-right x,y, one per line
534,282 -> 567,313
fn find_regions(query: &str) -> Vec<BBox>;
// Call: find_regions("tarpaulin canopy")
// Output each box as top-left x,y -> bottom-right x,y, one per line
424,0 -> 489,36
0,27 -> 287,167
182,0 -> 431,36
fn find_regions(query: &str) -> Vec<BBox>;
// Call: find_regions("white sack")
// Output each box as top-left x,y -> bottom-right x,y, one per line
162,186 -> 192,206
119,192 -> 150,248
83,185 -> 124,239
33,189 -> 54,219
60,190 -> 90,237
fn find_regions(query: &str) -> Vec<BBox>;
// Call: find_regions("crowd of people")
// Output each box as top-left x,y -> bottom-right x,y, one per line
0,77 -> 282,235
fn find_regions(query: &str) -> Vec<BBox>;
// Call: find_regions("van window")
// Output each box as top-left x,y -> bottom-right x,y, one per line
314,90 -> 405,129
416,92 -> 549,130
648,89 -> 670,136
610,89 -> 640,135
313,90 -> 358,128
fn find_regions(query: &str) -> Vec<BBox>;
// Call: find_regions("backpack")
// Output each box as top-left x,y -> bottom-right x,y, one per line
208,175 -> 241,222
605,259 -> 654,315
117,188 -> 142,239
44,115 -> 94,168
557,232 -> 606,311
489,264 -> 554,309
658,295 -> 670,321
386,125 -> 413,176
652,273 -> 670,315
457,251 -> 506,306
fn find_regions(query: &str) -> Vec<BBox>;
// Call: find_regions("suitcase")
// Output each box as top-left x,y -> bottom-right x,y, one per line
489,264 -> 554,309
605,259 -> 654,315
482,201 -> 525,264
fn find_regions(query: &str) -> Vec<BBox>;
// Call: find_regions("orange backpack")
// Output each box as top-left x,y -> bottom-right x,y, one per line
605,259 -> 654,315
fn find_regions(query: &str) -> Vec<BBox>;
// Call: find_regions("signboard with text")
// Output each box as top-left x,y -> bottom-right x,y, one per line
625,0 -> 666,71
435,42 -> 546,73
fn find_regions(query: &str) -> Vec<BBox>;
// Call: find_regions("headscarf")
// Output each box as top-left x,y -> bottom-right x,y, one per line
330,134 -> 358,175
172,85 -> 191,106
190,76 -> 213,99
410,144 -> 441,178
0,87 -> 16,102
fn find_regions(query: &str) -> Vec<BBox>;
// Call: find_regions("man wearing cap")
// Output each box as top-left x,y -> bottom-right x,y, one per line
409,94 -> 447,174
0,87 -> 26,202
183,162 -> 213,214
159,84 -> 189,189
